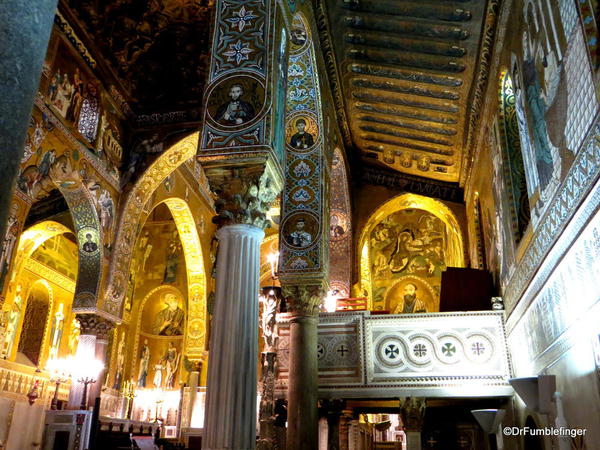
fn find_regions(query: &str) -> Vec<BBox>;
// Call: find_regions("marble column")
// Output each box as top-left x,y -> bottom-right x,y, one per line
68,334 -> 96,410
323,400 -> 345,450
283,285 -> 325,450
400,398 -> 426,450
339,411 -> 352,450
0,0 -> 58,239
204,224 -> 264,449
68,314 -> 113,410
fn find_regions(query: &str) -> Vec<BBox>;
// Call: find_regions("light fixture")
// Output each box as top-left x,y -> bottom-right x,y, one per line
46,358 -> 71,410
69,357 -> 104,410
324,290 -> 339,313
509,375 -> 570,450
472,409 -> 505,449
508,375 -> 555,414
267,251 -> 280,281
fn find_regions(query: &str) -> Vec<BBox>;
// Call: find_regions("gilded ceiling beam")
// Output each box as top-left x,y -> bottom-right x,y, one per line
355,102 -> 458,125
352,92 -> 459,113
352,78 -> 460,101
358,125 -> 453,146
345,32 -> 467,57
359,135 -> 454,156
348,48 -> 466,73
358,115 -> 456,136
350,64 -> 463,87
341,0 -> 472,23
344,15 -> 469,40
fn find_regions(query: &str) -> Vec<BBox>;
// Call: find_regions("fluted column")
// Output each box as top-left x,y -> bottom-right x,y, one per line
204,224 -> 264,449
283,285 -> 325,450
0,0 -> 58,241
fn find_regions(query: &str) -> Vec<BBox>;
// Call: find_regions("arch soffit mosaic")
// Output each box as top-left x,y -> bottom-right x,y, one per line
102,132 -> 200,318
8,221 -> 74,294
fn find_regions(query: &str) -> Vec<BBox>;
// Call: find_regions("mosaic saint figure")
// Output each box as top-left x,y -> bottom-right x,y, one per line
2,285 -> 23,358
153,363 -> 163,388
521,28 -> 557,194
162,342 -> 180,389
163,233 -> 181,283
153,293 -> 185,336
137,339 -> 150,388
286,218 -> 312,248
82,233 -> 98,253
393,283 -> 427,314
113,332 -> 125,390
0,208 -> 19,279
215,84 -> 255,125
289,118 -> 314,149
48,303 -> 65,360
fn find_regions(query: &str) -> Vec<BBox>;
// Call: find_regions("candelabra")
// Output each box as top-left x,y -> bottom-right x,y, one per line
123,380 -> 136,420
78,376 -> 97,410
153,394 -> 164,424
47,359 -> 70,410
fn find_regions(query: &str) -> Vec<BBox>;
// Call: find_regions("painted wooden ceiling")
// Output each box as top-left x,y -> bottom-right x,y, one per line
324,0 -> 489,183
62,0 -> 214,116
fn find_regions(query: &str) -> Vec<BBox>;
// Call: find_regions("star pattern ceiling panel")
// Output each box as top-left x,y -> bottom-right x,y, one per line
325,0 -> 488,182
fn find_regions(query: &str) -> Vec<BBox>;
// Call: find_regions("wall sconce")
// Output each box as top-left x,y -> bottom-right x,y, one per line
508,375 -> 555,414
509,375 -> 570,450
472,409 -> 505,450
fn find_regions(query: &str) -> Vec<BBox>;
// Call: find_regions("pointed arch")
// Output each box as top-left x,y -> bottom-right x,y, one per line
102,132 -> 199,316
6,172 -> 104,309
162,197 -> 208,359
15,279 -> 54,366
358,193 -> 465,310
328,148 -> 352,297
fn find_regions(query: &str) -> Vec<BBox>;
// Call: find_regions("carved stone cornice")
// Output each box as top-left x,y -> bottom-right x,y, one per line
282,284 -> 326,317
361,165 -> 464,202
460,0 -> 501,186
313,0 -> 354,150
203,158 -> 283,229
76,314 -> 115,340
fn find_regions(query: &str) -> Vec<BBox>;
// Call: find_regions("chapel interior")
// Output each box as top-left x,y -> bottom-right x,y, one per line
0,0 -> 599,449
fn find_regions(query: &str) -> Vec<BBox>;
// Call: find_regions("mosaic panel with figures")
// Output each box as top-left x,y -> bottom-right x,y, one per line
279,15 -> 327,277
368,209 -> 448,312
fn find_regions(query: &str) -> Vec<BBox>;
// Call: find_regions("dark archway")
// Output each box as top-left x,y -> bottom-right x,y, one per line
523,416 -> 545,450
17,281 -> 51,366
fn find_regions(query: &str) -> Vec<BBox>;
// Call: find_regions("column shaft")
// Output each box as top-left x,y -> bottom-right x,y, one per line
68,334 -> 96,409
0,0 -> 58,239
87,339 -> 108,408
204,224 -> 264,450
286,315 -> 318,449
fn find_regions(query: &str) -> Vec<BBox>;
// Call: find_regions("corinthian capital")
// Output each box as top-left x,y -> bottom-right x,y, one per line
203,158 -> 282,229
282,284 -> 326,317
399,397 -> 426,432
76,313 -> 115,340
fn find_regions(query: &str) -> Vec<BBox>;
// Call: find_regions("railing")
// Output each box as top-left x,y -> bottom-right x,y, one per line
336,297 -> 369,311
276,310 -> 513,398
0,359 -> 70,407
